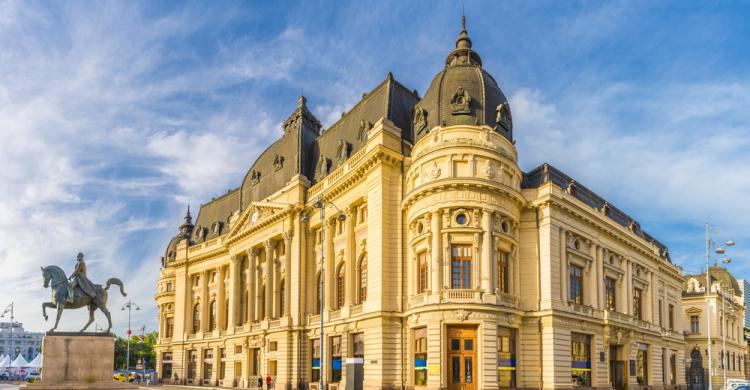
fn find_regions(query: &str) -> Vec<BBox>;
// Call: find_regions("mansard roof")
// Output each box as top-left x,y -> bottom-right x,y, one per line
193,188 -> 240,243
522,163 -> 671,262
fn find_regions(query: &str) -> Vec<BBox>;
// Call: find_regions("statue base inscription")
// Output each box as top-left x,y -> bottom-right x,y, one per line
22,333 -> 137,390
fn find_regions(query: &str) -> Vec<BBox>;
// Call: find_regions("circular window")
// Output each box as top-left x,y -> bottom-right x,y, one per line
417,221 -> 424,234
455,213 -> 467,225
501,221 -> 510,234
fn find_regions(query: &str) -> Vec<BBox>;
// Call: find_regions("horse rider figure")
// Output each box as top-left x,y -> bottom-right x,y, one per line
68,252 -> 96,303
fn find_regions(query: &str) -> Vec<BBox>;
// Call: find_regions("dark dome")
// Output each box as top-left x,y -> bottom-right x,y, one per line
413,17 -> 512,142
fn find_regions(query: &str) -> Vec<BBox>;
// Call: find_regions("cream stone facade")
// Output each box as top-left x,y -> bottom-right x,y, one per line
155,20 -> 687,390
683,267 -> 747,388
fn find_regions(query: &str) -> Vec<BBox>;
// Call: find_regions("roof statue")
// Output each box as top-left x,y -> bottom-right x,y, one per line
40,252 -> 127,333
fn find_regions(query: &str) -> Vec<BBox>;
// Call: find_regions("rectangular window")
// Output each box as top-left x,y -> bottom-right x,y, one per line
690,315 -> 700,334
604,277 -> 616,311
331,336 -> 342,382
219,348 -> 226,380
311,339 -> 321,382
497,252 -> 509,294
633,288 -> 643,320
668,304 -> 674,330
451,245 -> 473,289
166,282 -> 173,292
569,265 -> 584,305
414,328 -> 427,386
234,362 -> 242,381
636,343 -> 648,385
270,341 -> 278,351
203,349 -> 213,380
269,360 -> 277,377
252,348 -> 261,376
352,333 -> 365,358
187,350 -> 197,379
571,333 -> 591,387
670,352 -> 677,384
497,327 -> 517,388
161,352 -> 173,380
165,317 -> 174,338
658,300 -> 663,327
234,344 -> 243,354
417,252 -> 429,294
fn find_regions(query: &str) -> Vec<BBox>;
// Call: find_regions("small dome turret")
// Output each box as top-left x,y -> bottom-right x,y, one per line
413,17 -> 512,142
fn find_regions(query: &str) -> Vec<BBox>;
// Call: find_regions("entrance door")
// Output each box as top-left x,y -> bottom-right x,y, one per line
448,326 -> 477,390
609,345 -> 625,390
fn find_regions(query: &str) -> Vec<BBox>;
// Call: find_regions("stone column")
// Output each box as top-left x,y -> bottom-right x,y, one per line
560,229 -> 568,303
325,219 -> 335,310
200,269 -> 209,333
264,240 -> 274,319
229,255 -> 242,327
625,260 -> 633,315
247,248 -> 259,322
273,242 -> 281,318
596,246 -> 604,310
217,265 -> 226,330
345,206 -> 356,306
283,231 -> 293,316
480,209 -> 492,293
430,210 -> 442,294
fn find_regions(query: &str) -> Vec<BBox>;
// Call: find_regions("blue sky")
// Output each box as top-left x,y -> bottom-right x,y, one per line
1,1 -> 749,336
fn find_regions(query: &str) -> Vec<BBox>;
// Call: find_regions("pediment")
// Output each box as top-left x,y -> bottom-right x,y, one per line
227,201 -> 293,239
685,307 -> 702,314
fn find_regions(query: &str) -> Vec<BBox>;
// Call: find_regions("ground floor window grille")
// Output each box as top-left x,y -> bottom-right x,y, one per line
571,333 -> 591,387
414,328 -> 427,386
497,327 -> 516,388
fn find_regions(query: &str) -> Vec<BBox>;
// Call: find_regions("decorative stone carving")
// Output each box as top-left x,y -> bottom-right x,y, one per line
566,180 -> 577,195
358,120 -> 372,143
425,162 -> 441,180
495,102 -> 512,131
283,231 -> 293,242
317,157 -> 331,177
451,87 -> 472,115
250,170 -> 261,186
455,309 -> 470,321
413,107 -> 428,135
599,202 -> 610,215
479,161 -> 493,179
273,154 -> 284,171
336,139 -> 350,164
359,238 -> 367,253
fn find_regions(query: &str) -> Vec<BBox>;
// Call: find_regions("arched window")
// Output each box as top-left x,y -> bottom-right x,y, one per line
337,265 -> 346,309
209,300 -> 217,331
279,279 -> 285,317
192,303 -> 201,333
358,257 -> 368,303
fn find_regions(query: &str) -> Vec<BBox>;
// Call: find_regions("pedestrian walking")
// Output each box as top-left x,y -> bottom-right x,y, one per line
257,376 -> 264,389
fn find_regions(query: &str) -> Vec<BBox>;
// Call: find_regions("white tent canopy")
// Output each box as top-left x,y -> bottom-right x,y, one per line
27,354 -> 41,368
10,354 -> 28,368
0,355 -> 9,368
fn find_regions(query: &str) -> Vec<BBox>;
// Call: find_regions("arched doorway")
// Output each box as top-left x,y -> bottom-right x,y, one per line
688,347 -> 705,390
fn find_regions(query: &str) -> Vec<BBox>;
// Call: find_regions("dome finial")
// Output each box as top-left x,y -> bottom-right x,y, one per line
455,15 -> 472,50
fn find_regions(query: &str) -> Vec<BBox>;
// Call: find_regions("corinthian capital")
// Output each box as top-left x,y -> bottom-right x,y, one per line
264,240 -> 275,250
283,231 -> 294,243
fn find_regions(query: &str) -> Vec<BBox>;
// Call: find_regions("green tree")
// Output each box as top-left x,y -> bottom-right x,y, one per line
114,331 -> 158,371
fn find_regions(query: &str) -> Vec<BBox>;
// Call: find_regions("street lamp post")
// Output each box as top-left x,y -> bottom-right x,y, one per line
312,195 -> 346,390
704,223 -> 735,390
121,300 -> 140,372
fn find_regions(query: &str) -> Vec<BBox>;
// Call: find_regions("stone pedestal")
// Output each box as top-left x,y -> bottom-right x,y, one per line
22,332 -> 136,390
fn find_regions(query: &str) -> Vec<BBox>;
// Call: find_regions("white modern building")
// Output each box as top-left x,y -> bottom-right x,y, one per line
0,322 -> 43,361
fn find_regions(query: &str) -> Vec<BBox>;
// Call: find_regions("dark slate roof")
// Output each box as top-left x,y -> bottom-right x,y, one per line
311,73 -> 419,183
522,163 -> 672,262
193,188 -> 240,243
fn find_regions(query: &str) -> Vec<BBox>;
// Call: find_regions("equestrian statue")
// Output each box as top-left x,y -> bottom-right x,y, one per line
40,252 -> 127,333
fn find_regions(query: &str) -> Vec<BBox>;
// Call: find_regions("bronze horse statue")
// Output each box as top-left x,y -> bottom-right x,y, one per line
40,265 -> 127,333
